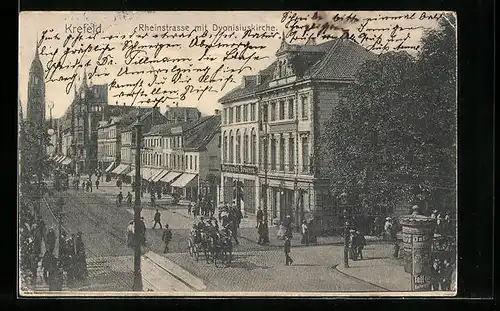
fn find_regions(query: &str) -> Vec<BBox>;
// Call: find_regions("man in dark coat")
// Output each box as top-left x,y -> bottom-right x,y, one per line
256,207 -> 263,228
162,224 -> 173,253
45,227 -> 56,254
42,249 -> 57,284
152,209 -> 162,229
284,236 -> 293,265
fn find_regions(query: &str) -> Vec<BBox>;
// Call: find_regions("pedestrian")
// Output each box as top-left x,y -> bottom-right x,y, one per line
430,259 -> 441,291
139,217 -> 147,245
95,179 -> 99,189
153,209 -> 162,229
41,249 -> 57,284
45,227 -> 56,255
29,251 -> 39,286
150,192 -> 156,208
440,259 -> 454,291
256,206 -> 263,228
348,229 -> 358,260
309,219 -> 317,244
276,221 -> 285,240
301,220 -> 309,245
187,202 -> 192,216
284,236 -> 293,265
356,231 -> 366,259
430,209 -> 437,219
49,261 -> 64,291
89,179 -> 93,192
384,217 -> 393,240
117,191 -> 123,207
127,191 -> 133,207
74,232 -> 88,281
283,214 -> 293,238
126,221 -> 134,248
162,224 -> 173,253
257,221 -> 265,245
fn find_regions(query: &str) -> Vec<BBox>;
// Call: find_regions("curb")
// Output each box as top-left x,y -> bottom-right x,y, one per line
333,264 -> 390,292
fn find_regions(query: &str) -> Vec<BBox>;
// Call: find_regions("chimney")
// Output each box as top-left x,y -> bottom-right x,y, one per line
214,109 -> 220,115
176,102 -> 179,107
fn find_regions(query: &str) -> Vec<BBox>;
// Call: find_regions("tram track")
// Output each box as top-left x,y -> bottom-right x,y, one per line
48,190 -> 199,292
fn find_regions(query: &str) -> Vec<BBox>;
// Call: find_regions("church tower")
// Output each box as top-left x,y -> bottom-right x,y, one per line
27,39 -> 46,127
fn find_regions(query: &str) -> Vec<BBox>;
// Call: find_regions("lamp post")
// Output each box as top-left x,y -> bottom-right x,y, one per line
340,192 -> 349,268
132,118 -> 143,291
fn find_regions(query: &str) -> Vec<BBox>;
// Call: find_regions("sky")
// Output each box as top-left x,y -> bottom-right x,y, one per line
18,11 -> 449,119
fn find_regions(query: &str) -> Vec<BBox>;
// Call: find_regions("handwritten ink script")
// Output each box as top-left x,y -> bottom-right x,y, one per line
34,11 -> 445,108
280,11 -> 446,52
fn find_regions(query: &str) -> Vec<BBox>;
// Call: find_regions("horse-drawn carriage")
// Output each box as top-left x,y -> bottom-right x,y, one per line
188,226 -> 233,267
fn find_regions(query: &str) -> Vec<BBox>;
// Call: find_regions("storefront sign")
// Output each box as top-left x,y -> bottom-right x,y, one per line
221,164 -> 258,175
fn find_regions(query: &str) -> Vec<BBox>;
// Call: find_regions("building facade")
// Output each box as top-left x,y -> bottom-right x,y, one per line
219,74 -> 270,217
141,114 -> 221,202
116,108 -> 168,182
219,37 -> 376,232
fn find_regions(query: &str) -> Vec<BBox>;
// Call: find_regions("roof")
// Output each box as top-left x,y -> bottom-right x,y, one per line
121,108 -> 167,132
183,115 -> 221,151
143,122 -> 187,137
218,61 -> 277,103
219,38 -> 376,103
303,38 -> 377,80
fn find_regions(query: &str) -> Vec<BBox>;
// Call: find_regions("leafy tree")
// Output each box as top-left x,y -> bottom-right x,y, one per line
323,15 -> 457,217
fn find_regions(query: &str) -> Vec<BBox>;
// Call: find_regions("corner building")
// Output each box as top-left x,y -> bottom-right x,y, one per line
220,37 -> 376,232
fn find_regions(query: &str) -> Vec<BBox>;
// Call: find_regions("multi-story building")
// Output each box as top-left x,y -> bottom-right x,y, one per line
115,108 -> 168,182
142,114 -> 221,202
220,37 -> 376,232
164,104 -> 201,124
219,71 -> 274,217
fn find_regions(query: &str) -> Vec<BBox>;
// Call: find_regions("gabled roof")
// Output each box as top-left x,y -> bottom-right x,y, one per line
121,108 -> 167,132
143,121 -> 188,137
183,115 -> 221,151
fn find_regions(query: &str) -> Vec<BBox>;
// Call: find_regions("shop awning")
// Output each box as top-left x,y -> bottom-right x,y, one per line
170,173 -> 198,188
127,168 -> 136,177
141,167 -> 154,180
111,164 -> 127,175
151,169 -> 168,182
57,156 -> 66,164
159,171 -> 182,183
61,158 -> 72,165
148,169 -> 164,182
52,155 -> 61,162
105,162 -> 116,173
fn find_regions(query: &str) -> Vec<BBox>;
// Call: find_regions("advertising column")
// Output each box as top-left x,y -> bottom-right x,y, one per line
401,215 -> 435,291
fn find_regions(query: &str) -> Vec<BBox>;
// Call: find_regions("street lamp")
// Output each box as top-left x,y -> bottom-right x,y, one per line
132,117 -> 143,291
340,192 -> 349,268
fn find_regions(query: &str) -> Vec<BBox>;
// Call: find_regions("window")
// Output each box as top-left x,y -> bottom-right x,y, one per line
279,101 -> 285,120
223,108 -> 228,124
236,106 -> 241,122
301,96 -> 309,120
288,98 -> 294,119
250,103 -> 256,121
251,130 -> 257,164
289,137 -> 295,172
209,156 -> 218,170
229,107 -> 234,124
262,104 -> 268,123
302,135 -> 309,173
190,155 -> 193,170
270,136 -> 276,170
243,133 -> 249,163
194,156 -> 198,170
229,132 -> 234,163
243,105 -> 248,122
279,136 -> 285,171
270,102 -> 276,121
236,130 -> 241,163
223,133 -> 228,163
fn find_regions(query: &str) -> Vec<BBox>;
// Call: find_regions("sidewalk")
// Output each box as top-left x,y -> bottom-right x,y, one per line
335,243 -> 412,291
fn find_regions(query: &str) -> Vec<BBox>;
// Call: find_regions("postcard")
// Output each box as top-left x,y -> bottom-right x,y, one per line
18,10 -> 457,297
